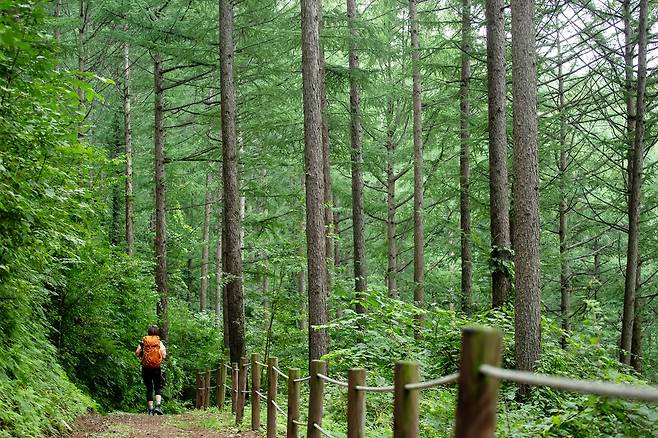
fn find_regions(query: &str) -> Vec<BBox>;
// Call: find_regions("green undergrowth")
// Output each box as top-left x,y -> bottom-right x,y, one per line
0,320 -> 95,438
313,291 -> 658,437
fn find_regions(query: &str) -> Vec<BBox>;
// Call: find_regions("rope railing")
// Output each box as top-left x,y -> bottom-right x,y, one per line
313,422 -> 337,438
273,366 -> 289,379
271,399 -> 286,416
194,326 -> 658,438
355,384 -> 395,393
480,364 -> 658,401
405,373 -> 459,391
316,373 -> 349,388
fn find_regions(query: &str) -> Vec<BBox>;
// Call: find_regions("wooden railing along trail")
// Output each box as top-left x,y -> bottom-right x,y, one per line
195,327 -> 658,437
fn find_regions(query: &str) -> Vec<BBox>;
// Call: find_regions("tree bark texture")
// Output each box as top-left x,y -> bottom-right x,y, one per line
460,0 -> 472,314
386,102 -> 398,299
220,0 -> 245,363
511,0 -> 540,389
486,0 -> 511,308
200,171 -> 213,312
78,0 -> 88,106
54,0 -> 62,42
557,34 -> 570,350
620,0 -> 647,366
186,256 -> 193,304
320,50 -> 334,272
631,261 -> 642,371
111,120 -> 121,246
215,220 -> 223,330
123,31 -> 134,256
348,0 -> 367,314
410,0 -> 424,334
154,52 -> 169,341
299,176 -> 308,331
301,0 -> 329,361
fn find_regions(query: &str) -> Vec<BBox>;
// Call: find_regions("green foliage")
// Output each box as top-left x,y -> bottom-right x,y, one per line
317,291 -> 657,437
0,1 -> 96,435
51,245 -> 158,411
166,300 -> 223,407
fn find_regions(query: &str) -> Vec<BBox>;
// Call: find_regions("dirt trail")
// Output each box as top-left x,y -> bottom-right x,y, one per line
71,413 -> 259,438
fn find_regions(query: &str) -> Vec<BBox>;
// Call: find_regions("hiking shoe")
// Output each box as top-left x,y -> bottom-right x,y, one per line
147,408 -> 154,416
153,405 -> 163,415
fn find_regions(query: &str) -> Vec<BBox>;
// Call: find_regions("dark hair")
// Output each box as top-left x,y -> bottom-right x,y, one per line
147,325 -> 159,336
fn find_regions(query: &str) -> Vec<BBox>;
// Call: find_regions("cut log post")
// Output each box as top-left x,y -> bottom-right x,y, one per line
251,353 -> 261,431
204,368 -> 211,409
287,368 -> 301,438
393,361 -> 419,438
454,327 -> 503,438
217,361 -> 226,409
306,360 -> 327,438
347,368 -> 366,438
232,362 -> 239,414
267,357 -> 278,438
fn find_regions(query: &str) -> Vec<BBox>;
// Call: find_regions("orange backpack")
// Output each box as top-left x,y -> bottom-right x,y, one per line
142,335 -> 162,368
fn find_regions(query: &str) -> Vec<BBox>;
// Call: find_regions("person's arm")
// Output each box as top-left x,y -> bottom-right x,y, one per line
135,344 -> 142,358
160,341 -> 167,360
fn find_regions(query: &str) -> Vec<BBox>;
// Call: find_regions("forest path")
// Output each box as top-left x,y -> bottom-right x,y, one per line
71,412 -> 259,438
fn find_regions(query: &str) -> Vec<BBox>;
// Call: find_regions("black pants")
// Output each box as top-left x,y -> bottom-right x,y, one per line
142,367 -> 163,402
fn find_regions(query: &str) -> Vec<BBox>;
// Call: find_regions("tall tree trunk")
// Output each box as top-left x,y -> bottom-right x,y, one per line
54,0 -> 62,42
623,0 -> 637,185
123,30 -> 134,256
78,0 -> 88,106
621,0 -> 647,366
110,119 -> 122,246
511,0 -> 540,395
333,197 -> 341,265
631,261 -> 642,371
200,171 -> 213,312
409,0 -> 424,336
215,220 -> 223,330
298,175 -> 308,331
386,100 -> 398,299
557,33 -> 570,349
347,0 -> 367,314
301,0 -> 329,362
459,0 -> 472,314
486,0 -> 511,308
318,14 -> 335,320
186,256 -> 194,304
320,57 -> 334,270
154,52 -> 169,341
220,0 -> 245,364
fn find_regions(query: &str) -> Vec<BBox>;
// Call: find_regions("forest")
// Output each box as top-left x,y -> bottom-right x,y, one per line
1,0 -> 658,436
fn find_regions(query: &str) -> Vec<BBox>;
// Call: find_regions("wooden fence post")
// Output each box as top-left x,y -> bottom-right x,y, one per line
231,362 -> 239,414
287,368 -> 300,438
347,368 -> 366,438
217,361 -> 226,409
454,327 -> 502,438
393,361 -> 419,438
237,357 -> 247,423
306,360 -> 327,438
267,357 -> 278,438
251,353 -> 261,431
195,371 -> 203,409
203,368 -> 210,409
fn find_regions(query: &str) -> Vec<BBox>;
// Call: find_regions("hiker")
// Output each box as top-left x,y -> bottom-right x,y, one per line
135,325 -> 167,415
